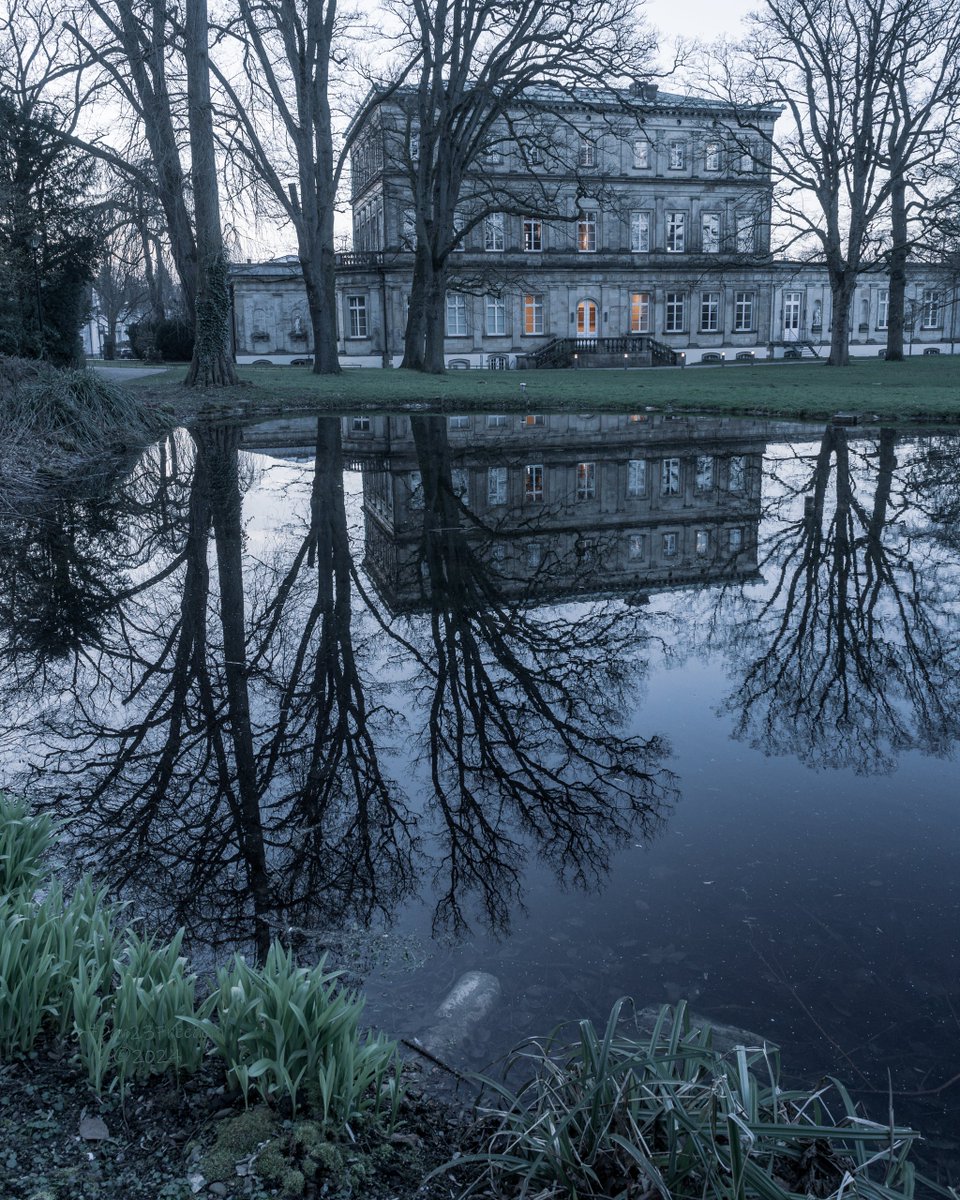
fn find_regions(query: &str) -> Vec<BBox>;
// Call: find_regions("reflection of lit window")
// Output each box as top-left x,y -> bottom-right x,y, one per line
695,455 -> 714,492
627,459 -> 646,497
523,414 -> 544,427
728,455 -> 745,493
488,466 -> 507,505
578,212 -> 597,252
662,532 -> 678,557
524,463 -> 543,501
695,529 -> 710,555
409,471 -> 423,510
448,414 -> 469,429
576,461 -> 596,500
628,532 -> 645,560
729,527 -> 743,551
661,457 -> 681,496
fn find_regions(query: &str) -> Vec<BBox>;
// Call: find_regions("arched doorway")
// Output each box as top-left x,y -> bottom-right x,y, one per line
576,299 -> 599,338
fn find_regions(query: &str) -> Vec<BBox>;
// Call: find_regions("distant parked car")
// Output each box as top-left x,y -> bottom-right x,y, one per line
118,348 -> 134,359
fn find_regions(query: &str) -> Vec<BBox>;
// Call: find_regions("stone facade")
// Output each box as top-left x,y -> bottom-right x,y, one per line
229,86 -> 960,366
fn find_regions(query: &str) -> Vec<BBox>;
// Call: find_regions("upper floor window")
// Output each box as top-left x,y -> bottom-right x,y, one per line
524,464 -> 544,502
728,455 -> 746,493
578,136 -> 597,167
666,211 -> 685,253
446,292 -> 468,336
523,216 -> 542,252
695,455 -> 714,492
661,457 -> 681,496
729,527 -> 743,552
452,210 -> 466,252
576,461 -> 596,501
627,458 -> 647,497
630,292 -> 650,334
347,295 -> 368,338
739,141 -> 756,173
701,212 -> 720,254
736,213 -> 755,253
482,138 -> 503,165
704,141 -> 720,171
578,211 -> 597,253
669,140 -> 686,169
633,138 -> 650,168
695,529 -> 710,555
630,211 -> 651,253
921,289 -> 944,328
484,212 -> 504,252
488,466 -> 507,506
523,140 -> 543,165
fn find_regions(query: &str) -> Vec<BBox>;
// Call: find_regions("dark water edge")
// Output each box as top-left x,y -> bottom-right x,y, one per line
1,409 -> 958,1180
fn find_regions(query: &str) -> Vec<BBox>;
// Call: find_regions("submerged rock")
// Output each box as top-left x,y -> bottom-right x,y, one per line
419,970 -> 502,1057
634,1005 -> 770,1055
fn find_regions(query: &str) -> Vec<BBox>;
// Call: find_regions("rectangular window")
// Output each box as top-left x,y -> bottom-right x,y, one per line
523,140 -> 543,165
448,414 -> 470,430
523,294 -> 544,335
700,292 -> 720,332
400,207 -> 416,249
630,210 -> 650,252
576,461 -> 596,500
739,141 -> 755,173
921,289 -> 943,329
446,292 -> 467,336
486,413 -> 508,427
348,295 -> 368,338
695,529 -> 710,555
578,211 -> 597,252
524,463 -> 543,502
728,455 -> 745,493
877,289 -> 889,330
729,527 -> 743,551
666,211 -> 685,253
523,217 -> 542,252
662,531 -> 678,557
488,466 -> 507,505
578,136 -> 596,167
704,141 -> 720,171
701,212 -> 720,253
734,291 -> 755,331
736,214 -> 755,253
669,140 -> 685,169
351,416 -> 371,432
661,457 -> 681,496
630,292 -> 650,334
633,139 -> 650,168
483,139 -> 503,165
523,414 -> 545,427
627,458 -> 646,497
628,533 -> 645,560
485,295 -> 506,336
483,212 -> 504,252
665,292 -> 685,333
695,455 -> 714,492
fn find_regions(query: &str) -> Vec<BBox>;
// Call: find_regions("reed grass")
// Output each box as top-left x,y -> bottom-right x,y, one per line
441,999 -> 950,1200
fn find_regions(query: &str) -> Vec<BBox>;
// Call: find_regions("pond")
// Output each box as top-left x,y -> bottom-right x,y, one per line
1,409 -> 958,1177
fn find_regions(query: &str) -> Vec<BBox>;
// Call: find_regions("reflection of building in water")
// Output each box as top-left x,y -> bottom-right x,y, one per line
346,412 -> 770,612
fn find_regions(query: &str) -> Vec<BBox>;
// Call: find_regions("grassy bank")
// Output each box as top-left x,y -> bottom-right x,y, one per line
122,355 -> 960,422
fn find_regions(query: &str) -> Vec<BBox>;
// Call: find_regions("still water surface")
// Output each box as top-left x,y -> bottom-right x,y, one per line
1,410 -> 958,1172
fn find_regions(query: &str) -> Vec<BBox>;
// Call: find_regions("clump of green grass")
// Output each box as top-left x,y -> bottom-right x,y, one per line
0,795 -> 402,1127
185,943 -> 403,1124
444,999 -> 947,1200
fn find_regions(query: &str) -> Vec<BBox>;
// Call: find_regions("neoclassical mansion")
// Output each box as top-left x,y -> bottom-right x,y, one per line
229,85 -> 959,367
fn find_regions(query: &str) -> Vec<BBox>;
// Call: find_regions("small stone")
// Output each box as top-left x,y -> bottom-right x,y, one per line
188,1173 -> 205,1194
79,1115 -> 110,1141
209,1183 -> 229,1196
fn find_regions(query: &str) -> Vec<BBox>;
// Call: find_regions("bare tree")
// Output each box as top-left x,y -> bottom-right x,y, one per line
387,0 -> 655,373
705,0 -> 922,365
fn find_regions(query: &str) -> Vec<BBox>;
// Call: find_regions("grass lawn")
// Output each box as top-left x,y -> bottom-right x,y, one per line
123,355 -> 960,421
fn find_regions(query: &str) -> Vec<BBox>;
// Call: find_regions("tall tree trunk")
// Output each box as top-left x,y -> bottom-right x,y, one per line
184,0 -> 237,387
422,267 -> 448,374
400,242 -> 431,369
885,176 -> 908,362
827,273 -> 856,366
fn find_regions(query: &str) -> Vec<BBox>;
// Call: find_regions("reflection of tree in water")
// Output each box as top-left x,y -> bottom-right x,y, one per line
384,415 -> 675,933
703,426 -> 960,772
3,416 -> 674,956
